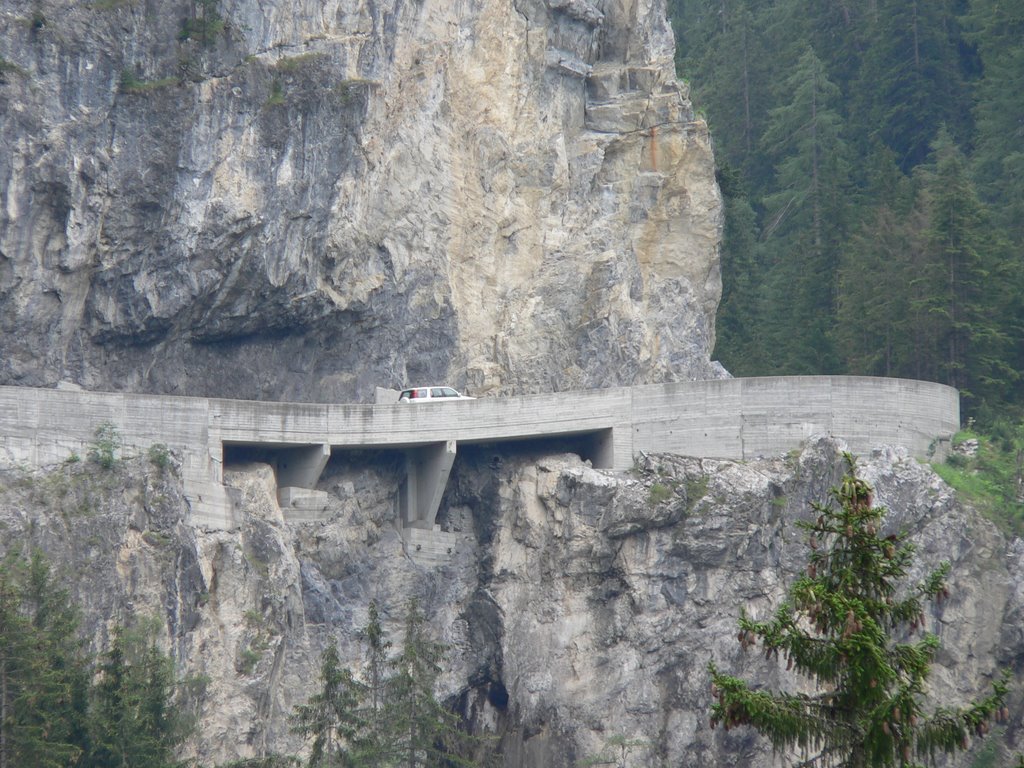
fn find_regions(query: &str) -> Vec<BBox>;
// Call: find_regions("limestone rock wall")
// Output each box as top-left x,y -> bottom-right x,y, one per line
0,439 -> 1019,766
451,442 -> 1022,766
0,0 -> 723,401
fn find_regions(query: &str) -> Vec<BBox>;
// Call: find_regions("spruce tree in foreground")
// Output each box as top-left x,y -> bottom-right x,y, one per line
294,600 -> 480,768
709,454 -> 1010,767
385,599 -> 474,767
290,640 -> 362,767
84,621 -> 191,768
0,550 -> 91,768
348,600 -> 391,767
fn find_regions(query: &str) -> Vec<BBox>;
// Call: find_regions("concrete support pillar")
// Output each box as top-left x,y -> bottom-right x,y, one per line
400,440 -> 457,530
276,443 -> 331,489
586,427 -> 616,469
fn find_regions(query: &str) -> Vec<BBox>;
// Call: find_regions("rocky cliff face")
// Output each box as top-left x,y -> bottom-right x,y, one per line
0,0 -> 723,401
1,438 -> 1018,766
3,2 -> 1017,766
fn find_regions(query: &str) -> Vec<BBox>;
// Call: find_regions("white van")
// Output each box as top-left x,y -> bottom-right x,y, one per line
398,386 -> 475,403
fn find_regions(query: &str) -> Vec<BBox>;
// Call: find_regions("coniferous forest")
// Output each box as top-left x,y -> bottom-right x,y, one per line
668,0 -> 1024,426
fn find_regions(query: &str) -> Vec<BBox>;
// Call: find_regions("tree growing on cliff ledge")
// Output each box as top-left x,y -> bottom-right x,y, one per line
709,454 -> 1010,767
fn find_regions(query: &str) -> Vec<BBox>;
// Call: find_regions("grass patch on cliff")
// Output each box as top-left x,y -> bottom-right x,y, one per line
265,53 -> 371,109
265,78 -> 285,107
932,426 -> 1024,536
119,69 -> 178,94
2,446 -> 180,523
0,56 -> 27,80
147,442 -> 174,472
237,614 -> 274,675
142,527 -> 174,547
273,52 -> 325,73
178,0 -> 224,46
219,758 -> 300,767
237,646 -> 261,675
648,481 -> 674,506
3,460 -> 120,518
333,78 -> 372,106
684,475 -> 709,507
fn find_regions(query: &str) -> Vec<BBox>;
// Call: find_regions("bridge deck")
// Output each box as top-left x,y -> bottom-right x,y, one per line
0,377 -> 959,530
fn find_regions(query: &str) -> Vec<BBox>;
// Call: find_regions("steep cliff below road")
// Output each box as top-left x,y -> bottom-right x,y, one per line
0,438 -> 1019,767
0,0 -> 723,401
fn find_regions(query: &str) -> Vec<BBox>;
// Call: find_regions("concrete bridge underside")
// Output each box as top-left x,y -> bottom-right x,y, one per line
223,428 -> 614,531
0,377 -> 960,531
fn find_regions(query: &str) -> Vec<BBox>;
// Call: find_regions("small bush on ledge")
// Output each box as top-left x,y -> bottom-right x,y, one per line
88,422 -> 120,470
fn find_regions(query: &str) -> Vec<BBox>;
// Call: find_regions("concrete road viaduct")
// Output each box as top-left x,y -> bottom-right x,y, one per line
0,376 -> 959,532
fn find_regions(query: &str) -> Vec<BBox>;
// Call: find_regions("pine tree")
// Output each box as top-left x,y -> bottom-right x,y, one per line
0,551 -> 88,768
833,145 -> 922,379
16,552 -> 88,768
384,600 -> 472,768
666,0 -> 1024,422
834,204 -> 915,377
963,0 -> 1024,246
712,164 -> 767,375
0,563 -> 28,768
180,0 -> 224,46
293,602 -> 479,768
709,454 -> 1010,767
912,129 -> 1017,412
673,0 -> 783,184
83,621 -> 190,768
850,0 -> 971,171
349,601 -> 392,767
759,45 -> 850,373
291,640 -> 363,767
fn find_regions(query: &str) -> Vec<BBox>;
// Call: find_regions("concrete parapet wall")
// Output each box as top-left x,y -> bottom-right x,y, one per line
628,376 -> 959,462
0,376 -> 959,530
0,386 -> 233,529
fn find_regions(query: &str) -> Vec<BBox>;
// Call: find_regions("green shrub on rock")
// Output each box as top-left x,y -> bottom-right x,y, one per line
87,422 -> 120,470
